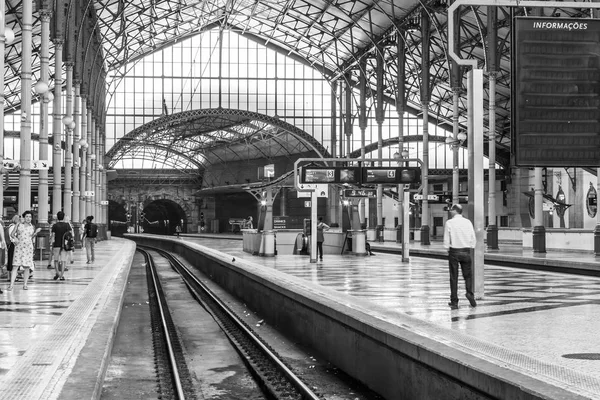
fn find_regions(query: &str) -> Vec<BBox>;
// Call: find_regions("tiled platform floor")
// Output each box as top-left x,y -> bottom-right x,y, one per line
0,238 -> 135,400
182,234 -> 600,399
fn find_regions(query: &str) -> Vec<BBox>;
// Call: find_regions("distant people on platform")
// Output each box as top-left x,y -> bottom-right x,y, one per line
0,218 -> 6,292
2,215 -> 19,285
244,216 -> 253,229
7,211 -> 41,291
199,215 -> 206,232
443,204 -> 477,310
50,211 -> 73,281
82,216 -> 98,264
316,217 -> 330,261
175,221 -> 182,237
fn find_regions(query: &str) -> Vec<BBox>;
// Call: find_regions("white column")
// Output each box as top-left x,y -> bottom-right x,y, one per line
18,0 -> 33,213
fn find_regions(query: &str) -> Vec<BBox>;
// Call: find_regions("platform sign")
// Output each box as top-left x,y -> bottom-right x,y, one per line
343,189 -> 376,198
514,17 -> 600,167
300,166 -> 360,184
362,167 -> 420,185
31,160 -> 49,170
100,200 -> 109,205
2,160 -> 19,170
83,191 -> 95,197
303,168 -> 335,183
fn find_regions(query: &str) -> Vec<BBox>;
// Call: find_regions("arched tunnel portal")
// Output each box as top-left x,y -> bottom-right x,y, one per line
108,199 -> 187,237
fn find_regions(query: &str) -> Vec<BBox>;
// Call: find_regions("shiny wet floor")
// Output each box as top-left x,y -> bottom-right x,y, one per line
182,235 -> 600,398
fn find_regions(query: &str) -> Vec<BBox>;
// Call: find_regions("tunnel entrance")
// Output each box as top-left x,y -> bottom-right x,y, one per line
108,199 -> 187,237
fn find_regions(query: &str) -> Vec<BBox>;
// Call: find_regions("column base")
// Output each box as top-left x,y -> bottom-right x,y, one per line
420,225 -> 430,245
594,225 -> 600,256
532,225 -> 546,253
486,225 -> 499,250
260,230 -> 276,257
351,230 -> 368,256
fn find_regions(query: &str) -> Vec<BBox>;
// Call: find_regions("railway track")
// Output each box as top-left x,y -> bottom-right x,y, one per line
138,245 -> 322,400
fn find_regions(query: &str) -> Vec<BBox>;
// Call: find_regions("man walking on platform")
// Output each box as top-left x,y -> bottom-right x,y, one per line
50,211 -> 72,281
443,204 -> 477,309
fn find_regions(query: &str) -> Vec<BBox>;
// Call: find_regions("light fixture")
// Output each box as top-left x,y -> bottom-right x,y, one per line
4,27 -> 15,45
79,138 -> 87,147
401,148 -> 409,158
90,154 -> 96,160
446,131 -> 467,148
62,116 -> 73,126
45,91 -> 54,102
98,165 -> 104,171
34,81 -> 49,94
260,199 -> 267,206
68,121 -> 75,130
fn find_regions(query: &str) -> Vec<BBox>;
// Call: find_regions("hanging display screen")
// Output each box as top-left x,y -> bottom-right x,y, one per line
513,17 -> 600,167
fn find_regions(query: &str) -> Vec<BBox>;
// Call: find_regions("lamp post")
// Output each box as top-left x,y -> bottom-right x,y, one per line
394,148 -> 411,262
446,131 -> 467,211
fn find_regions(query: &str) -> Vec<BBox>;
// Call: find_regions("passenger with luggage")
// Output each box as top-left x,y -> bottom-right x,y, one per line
82,215 -> 98,264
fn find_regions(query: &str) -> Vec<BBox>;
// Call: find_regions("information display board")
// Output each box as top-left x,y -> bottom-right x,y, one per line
300,166 -> 420,185
362,167 -> 420,184
343,189 -> 377,198
514,17 -> 600,167
301,167 -> 360,184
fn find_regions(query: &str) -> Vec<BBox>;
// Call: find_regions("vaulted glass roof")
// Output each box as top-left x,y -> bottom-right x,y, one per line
2,0 -> 596,173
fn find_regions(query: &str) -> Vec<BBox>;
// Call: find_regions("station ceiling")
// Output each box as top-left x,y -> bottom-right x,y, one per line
3,1 -> 594,175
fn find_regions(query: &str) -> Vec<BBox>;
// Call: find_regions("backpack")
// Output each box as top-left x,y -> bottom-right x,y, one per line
87,223 -> 98,238
4,223 -> 13,244
62,230 -> 74,251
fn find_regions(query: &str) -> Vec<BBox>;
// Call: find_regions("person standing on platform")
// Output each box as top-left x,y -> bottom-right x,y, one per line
316,217 -> 330,262
7,211 -> 40,290
82,215 -> 97,264
47,216 -> 55,269
50,211 -> 72,281
443,204 -> 477,309
64,215 -> 74,268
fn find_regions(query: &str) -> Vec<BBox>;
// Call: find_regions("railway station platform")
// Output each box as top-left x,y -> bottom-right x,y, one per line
172,232 -> 600,399
2,232 -> 600,399
0,238 -> 135,400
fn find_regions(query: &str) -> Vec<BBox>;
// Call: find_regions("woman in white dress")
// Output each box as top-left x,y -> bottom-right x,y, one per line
8,211 -> 40,290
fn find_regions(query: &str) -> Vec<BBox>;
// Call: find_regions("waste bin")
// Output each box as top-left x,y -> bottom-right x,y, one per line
106,230 -> 111,240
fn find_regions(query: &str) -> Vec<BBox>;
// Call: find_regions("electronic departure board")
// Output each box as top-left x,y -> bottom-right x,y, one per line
300,166 -> 420,185
301,167 -> 360,184
362,167 -> 421,184
514,17 -> 600,167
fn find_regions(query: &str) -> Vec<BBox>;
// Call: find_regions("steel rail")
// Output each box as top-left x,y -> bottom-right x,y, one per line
148,245 -> 321,400
141,248 -> 187,400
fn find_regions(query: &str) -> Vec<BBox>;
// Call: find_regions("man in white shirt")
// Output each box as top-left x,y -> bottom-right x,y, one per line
443,204 -> 477,309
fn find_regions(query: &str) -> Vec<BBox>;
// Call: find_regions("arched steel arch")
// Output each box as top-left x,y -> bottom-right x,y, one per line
105,108 -> 331,171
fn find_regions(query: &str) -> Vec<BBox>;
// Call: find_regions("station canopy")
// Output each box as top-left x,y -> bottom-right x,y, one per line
2,0 -> 595,174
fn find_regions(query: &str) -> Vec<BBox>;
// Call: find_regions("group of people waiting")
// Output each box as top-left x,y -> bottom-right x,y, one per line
1,211 -> 97,293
